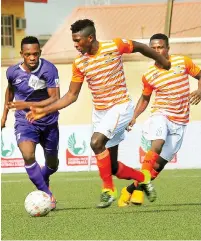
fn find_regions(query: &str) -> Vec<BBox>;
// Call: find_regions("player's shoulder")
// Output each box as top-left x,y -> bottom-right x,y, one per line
170,54 -> 186,62
6,63 -> 21,78
74,53 -> 89,67
7,63 -> 20,72
40,58 -> 58,70
112,38 -> 127,43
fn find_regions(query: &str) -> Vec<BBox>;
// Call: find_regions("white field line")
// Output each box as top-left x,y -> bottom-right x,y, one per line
1,175 -> 201,184
1,177 -> 100,183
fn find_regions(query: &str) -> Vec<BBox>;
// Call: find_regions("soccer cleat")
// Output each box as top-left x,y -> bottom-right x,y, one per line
97,188 -> 117,208
118,187 -> 131,207
50,195 -> 57,210
140,170 -> 157,202
130,190 -> 144,205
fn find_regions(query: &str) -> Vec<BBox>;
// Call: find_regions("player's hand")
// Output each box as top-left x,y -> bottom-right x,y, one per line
7,101 -> 29,110
126,118 -> 136,132
1,117 -> 6,130
26,107 -> 47,122
190,89 -> 201,105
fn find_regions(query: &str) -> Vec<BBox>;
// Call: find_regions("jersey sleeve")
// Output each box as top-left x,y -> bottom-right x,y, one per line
142,75 -> 153,96
6,67 -> 13,85
184,56 -> 201,77
71,61 -> 85,83
45,64 -> 60,88
113,38 -> 134,55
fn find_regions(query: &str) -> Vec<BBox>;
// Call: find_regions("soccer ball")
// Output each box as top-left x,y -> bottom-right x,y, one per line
24,190 -> 52,217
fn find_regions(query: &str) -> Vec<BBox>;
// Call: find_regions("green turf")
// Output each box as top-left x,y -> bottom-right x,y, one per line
1,169 -> 201,240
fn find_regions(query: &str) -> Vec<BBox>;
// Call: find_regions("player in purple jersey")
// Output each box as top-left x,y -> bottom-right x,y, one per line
1,36 -> 60,209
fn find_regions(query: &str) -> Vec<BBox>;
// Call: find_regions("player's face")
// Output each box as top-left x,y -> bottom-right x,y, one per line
72,32 -> 93,55
149,39 -> 169,58
20,44 -> 41,71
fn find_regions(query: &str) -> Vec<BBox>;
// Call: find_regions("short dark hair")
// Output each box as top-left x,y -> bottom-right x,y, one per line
70,19 -> 96,37
150,33 -> 169,47
21,36 -> 40,50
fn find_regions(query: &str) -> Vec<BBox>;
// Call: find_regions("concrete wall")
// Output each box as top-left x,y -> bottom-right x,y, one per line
1,0 -> 25,60
1,60 -> 201,127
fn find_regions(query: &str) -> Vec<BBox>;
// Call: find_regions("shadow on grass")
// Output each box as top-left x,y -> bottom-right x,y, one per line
52,206 -> 178,214
52,206 -> 95,212
52,202 -> 201,214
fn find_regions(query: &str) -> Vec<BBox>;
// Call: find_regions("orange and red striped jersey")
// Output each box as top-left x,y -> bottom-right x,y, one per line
142,55 -> 201,124
71,38 -> 133,110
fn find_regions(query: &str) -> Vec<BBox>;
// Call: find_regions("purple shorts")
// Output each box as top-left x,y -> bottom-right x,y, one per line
14,121 -> 59,154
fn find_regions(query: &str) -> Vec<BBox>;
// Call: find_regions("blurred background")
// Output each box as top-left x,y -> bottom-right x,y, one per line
1,3 -> 201,238
1,0 -> 201,127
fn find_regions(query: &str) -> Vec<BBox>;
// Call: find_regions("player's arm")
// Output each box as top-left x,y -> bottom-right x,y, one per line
128,76 -> 153,130
114,38 -> 170,70
7,87 -> 60,110
1,83 -> 14,129
31,87 -> 60,107
41,81 -> 82,113
184,55 -> 201,105
190,70 -> 201,105
132,41 -> 171,70
133,94 -> 151,120
26,82 -> 83,122
186,55 -> 201,105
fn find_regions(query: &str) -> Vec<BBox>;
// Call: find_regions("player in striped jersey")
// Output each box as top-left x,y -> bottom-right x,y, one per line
26,20 -> 171,208
118,33 -> 201,207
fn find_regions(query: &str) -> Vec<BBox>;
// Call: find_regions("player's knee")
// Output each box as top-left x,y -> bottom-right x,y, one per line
22,152 -> 35,165
47,160 -> 59,170
151,140 -> 165,154
90,138 -> 104,153
151,145 -> 163,154
45,151 -> 59,170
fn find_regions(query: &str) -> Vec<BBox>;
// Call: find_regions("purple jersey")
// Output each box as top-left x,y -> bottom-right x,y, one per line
6,58 -> 59,126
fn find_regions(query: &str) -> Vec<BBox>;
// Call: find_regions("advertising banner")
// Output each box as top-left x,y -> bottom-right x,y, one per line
1,122 -> 201,173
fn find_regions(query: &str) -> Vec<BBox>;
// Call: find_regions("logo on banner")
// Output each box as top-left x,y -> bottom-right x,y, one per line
68,133 -> 86,155
1,134 -> 24,168
139,135 -> 177,163
66,133 -> 96,166
1,139 -> 15,157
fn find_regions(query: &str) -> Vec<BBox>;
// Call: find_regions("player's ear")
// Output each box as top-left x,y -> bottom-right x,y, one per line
39,49 -> 42,56
88,34 -> 94,43
20,50 -> 23,58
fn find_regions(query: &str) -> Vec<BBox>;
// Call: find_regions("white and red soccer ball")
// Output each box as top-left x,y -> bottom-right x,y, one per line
24,190 -> 52,217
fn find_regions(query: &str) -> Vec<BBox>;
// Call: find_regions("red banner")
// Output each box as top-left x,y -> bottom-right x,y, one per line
1,158 -> 24,168
66,149 -> 96,166
25,0 -> 48,3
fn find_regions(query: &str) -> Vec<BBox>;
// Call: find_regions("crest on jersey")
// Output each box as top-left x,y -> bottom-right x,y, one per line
172,66 -> 185,75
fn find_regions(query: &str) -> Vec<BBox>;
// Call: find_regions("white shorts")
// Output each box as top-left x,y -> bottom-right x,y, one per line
92,100 -> 135,148
141,114 -> 186,161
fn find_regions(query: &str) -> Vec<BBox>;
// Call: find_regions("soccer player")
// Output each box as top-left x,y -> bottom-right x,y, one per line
26,19 -> 171,208
118,33 -> 201,207
1,36 -> 60,209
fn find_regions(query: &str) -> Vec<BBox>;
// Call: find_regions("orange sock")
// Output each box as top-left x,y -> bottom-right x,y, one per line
115,162 -> 145,182
96,149 -> 114,191
142,150 -> 159,171
150,168 -> 159,180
